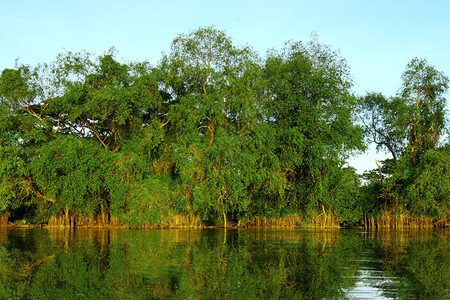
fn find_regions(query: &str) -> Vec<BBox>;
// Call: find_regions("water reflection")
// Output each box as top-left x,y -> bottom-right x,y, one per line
0,228 -> 448,299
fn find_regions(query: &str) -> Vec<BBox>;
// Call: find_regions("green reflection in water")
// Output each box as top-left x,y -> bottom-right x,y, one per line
366,230 -> 450,299
0,228 -> 448,299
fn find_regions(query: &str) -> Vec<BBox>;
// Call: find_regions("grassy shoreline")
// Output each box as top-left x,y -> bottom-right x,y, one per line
2,213 -> 447,229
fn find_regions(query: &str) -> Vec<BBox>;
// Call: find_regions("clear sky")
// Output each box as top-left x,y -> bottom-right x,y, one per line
1,0 -> 449,173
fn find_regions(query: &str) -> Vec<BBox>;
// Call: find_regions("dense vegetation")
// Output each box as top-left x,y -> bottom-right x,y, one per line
0,27 -> 448,228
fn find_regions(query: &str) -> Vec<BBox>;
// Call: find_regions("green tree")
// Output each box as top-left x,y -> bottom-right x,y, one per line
384,146 -> 450,217
157,27 -> 269,226
0,65 -> 52,215
358,92 -> 405,162
358,58 -> 449,222
400,58 -> 449,165
29,135 -> 115,224
1,50 -> 175,226
263,38 -> 365,220
44,50 -> 162,151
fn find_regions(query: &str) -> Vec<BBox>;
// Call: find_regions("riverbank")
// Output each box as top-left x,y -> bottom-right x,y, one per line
2,212 -> 448,229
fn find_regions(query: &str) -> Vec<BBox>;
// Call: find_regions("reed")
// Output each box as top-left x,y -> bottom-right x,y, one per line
47,213 -> 124,228
167,214 -> 202,228
47,215 -> 75,228
238,213 -> 340,229
0,212 -> 8,225
238,215 -> 300,228
0,226 -> 7,243
33,209 -> 450,229
363,211 -> 448,229
45,211 -> 205,229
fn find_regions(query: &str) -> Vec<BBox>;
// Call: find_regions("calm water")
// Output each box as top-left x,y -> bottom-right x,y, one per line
0,227 -> 448,299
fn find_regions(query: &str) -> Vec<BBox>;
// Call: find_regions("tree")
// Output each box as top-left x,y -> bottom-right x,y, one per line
263,38 -> 365,219
400,58 -> 449,164
358,92 -> 405,162
362,58 -> 450,221
157,27 -> 270,226
44,50 -> 163,151
0,50 -> 176,225
3,28 -> 446,228
0,65 -> 52,215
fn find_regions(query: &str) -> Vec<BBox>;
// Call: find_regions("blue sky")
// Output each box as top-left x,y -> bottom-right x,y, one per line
1,0 -> 449,173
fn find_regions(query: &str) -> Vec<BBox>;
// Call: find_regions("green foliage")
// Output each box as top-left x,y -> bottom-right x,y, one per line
358,92 -> 405,161
30,135 -> 112,218
44,50 -> 162,151
0,65 -> 52,214
400,58 -> 449,164
384,146 -> 450,217
112,176 -> 174,226
359,58 -> 449,222
158,27 -> 273,225
1,27 -> 448,226
263,38 -> 365,219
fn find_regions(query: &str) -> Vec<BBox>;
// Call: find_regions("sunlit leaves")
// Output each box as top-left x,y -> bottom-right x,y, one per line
2,27 -> 447,227
359,58 -> 449,221
263,38 -> 364,218
30,136 -> 111,217
358,92 -> 405,161
400,58 -> 449,164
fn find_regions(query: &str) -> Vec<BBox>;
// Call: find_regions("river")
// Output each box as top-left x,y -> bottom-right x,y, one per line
0,227 -> 448,299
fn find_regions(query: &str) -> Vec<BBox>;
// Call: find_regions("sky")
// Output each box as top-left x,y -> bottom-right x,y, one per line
1,0 -> 449,174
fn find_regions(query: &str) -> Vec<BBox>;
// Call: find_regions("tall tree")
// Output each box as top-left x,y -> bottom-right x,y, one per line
157,27 -> 270,226
263,38 -> 365,218
358,92 -> 405,162
400,58 -> 449,164
0,65 -> 52,214
363,58 -> 449,220
44,50 -> 163,151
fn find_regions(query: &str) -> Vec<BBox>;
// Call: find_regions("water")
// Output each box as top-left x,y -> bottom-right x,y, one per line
0,227 -> 448,299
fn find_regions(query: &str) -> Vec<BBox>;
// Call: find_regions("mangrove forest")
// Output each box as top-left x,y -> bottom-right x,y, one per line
0,27 -> 449,229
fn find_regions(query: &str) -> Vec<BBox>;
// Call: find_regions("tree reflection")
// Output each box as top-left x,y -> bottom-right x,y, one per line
362,230 -> 449,299
0,228 -> 447,299
383,235 -> 449,299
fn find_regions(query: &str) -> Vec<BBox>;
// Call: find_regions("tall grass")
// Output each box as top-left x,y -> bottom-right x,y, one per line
363,211 -> 448,229
238,213 -> 340,229
0,212 -> 8,225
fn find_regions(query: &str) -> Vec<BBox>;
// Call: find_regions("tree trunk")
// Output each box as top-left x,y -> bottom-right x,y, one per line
375,159 -> 383,181
101,203 -> 106,226
65,206 -> 70,227
0,212 -> 8,225
364,214 -> 367,229
222,206 -> 227,228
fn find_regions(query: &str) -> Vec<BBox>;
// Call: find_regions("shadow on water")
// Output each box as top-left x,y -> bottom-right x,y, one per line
0,227 -> 448,299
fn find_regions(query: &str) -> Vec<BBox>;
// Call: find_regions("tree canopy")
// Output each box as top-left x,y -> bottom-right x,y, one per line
0,27 -> 448,228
